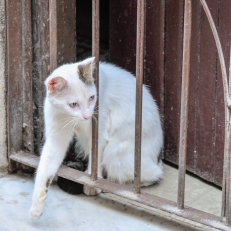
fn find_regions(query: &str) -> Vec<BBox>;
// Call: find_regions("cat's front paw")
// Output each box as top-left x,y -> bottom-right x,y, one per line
83,185 -> 101,196
29,207 -> 43,220
29,202 -> 45,220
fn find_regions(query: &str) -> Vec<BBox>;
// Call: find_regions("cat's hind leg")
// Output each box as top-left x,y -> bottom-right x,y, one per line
83,185 -> 101,196
102,139 -> 163,186
83,153 -> 102,196
29,135 -> 70,220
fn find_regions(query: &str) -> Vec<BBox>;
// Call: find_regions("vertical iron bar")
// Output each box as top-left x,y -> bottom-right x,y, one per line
222,46 -> 231,219
49,0 -> 57,72
226,47 -> 231,223
134,0 -> 146,194
91,0 -> 100,180
177,0 -> 192,209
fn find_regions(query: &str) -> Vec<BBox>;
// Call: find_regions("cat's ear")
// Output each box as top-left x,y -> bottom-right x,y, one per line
77,57 -> 95,85
46,77 -> 67,94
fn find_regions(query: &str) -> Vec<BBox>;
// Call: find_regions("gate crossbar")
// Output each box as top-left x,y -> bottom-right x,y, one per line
10,150 -> 227,230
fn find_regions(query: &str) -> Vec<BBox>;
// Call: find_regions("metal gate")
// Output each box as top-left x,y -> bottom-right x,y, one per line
6,0 -> 231,230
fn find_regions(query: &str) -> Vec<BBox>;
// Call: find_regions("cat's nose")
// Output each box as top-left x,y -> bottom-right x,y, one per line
83,109 -> 92,120
83,115 -> 91,120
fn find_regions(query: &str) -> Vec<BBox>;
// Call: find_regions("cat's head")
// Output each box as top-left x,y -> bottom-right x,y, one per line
45,57 -> 97,121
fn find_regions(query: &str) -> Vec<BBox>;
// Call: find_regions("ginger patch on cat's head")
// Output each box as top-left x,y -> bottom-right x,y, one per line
77,57 -> 95,85
47,77 -> 67,94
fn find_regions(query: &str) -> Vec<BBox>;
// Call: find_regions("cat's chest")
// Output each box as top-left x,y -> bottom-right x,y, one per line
74,122 -> 91,137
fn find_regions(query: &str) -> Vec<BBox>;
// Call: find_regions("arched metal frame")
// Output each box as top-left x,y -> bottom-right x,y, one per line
178,0 -> 231,226
6,0 -> 231,229
199,0 -> 231,222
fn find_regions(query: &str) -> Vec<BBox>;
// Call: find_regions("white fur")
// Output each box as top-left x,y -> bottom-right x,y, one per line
29,57 -> 163,220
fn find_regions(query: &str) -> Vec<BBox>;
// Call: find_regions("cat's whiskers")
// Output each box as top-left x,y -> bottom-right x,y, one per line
57,118 -> 75,128
60,119 -> 77,133
69,121 -> 77,137
56,117 -> 78,128
57,116 -> 77,122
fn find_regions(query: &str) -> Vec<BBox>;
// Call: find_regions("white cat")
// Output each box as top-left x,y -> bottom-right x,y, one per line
29,57 -> 163,220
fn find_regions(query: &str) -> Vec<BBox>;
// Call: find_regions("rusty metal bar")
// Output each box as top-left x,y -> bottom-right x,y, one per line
91,0 -> 100,180
49,0 -> 57,72
177,0 -> 192,209
227,101 -> 231,223
222,45 -> 231,221
10,151 -> 231,231
227,47 -> 231,224
134,0 -> 146,194
225,46 -> 231,224
199,0 -> 230,220
223,115 -> 229,218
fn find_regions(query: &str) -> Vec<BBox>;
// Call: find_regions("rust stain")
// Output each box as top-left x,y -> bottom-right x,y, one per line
40,190 -> 46,198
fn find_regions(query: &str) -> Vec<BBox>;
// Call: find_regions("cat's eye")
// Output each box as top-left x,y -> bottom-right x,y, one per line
89,95 -> 95,101
69,102 -> 79,108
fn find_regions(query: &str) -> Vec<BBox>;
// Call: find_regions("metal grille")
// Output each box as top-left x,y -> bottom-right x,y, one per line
6,0 -> 231,230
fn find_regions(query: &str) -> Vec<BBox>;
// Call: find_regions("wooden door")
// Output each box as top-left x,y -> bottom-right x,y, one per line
110,0 -> 231,186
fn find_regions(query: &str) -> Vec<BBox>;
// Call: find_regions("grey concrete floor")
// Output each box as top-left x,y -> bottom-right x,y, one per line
142,164 -> 222,216
0,171 -> 199,231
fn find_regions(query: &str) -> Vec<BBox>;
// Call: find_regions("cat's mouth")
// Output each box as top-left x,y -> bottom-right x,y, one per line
83,117 -> 91,121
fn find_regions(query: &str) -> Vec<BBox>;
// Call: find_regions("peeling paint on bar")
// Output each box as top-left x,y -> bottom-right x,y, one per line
162,205 -> 183,215
177,0 -> 192,209
91,0 -> 100,181
117,190 -> 139,201
134,0 -> 145,195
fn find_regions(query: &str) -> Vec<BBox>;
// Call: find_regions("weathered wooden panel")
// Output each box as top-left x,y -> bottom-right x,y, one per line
110,0 -> 165,116
22,0 -> 34,153
145,0 -> 165,122
164,0 -> 184,164
195,0 -> 219,182
186,1 -> 201,173
6,0 -> 23,159
57,0 -> 76,66
110,0 -> 136,75
186,0 -> 220,183
32,0 -> 76,155
214,0 -> 231,186
32,0 -> 50,155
